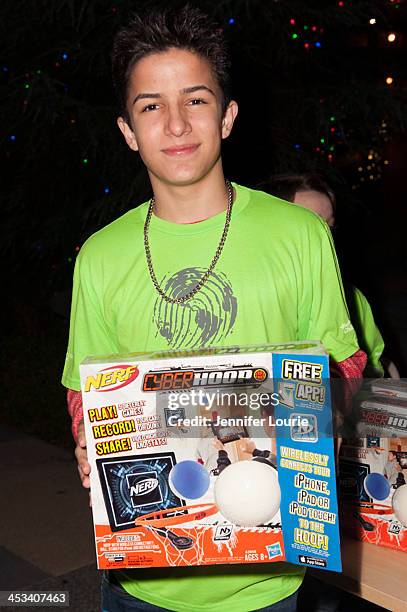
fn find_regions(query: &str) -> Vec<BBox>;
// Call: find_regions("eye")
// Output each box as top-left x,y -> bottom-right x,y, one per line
142,104 -> 160,112
188,98 -> 207,105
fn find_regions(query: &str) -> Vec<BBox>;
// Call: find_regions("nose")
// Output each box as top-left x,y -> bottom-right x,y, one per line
165,104 -> 191,137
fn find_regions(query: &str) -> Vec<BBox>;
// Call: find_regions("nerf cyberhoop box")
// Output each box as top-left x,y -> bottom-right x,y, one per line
339,379 -> 407,552
80,341 -> 341,571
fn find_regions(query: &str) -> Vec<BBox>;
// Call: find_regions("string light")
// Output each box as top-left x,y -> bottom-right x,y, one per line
228,18 -> 235,25
387,33 -> 396,42
62,52 -> 69,60
315,42 -> 321,48
290,18 -> 296,25
104,187 -> 111,194
355,146 -> 386,185
304,42 -> 310,49
385,76 -> 394,85
369,18 -> 376,25
292,33 -> 298,39
9,135 -> 16,141
82,158 -> 88,164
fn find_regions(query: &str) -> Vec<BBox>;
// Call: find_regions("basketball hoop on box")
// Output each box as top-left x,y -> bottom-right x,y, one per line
134,503 -> 218,528
135,503 -> 219,566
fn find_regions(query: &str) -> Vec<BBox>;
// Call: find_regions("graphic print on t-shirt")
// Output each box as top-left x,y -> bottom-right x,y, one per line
153,267 -> 237,349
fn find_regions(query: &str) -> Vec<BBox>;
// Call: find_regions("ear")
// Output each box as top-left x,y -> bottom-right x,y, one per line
117,116 -> 139,152
221,100 -> 238,140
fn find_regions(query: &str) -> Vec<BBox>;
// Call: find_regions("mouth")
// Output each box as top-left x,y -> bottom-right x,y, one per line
162,144 -> 200,156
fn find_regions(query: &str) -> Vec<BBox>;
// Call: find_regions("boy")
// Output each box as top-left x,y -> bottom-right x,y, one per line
62,6 -> 364,611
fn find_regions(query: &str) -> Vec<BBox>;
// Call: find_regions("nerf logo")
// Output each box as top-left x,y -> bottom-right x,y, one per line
130,478 -> 158,496
143,367 -> 268,392
213,525 -> 233,541
84,365 -> 139,392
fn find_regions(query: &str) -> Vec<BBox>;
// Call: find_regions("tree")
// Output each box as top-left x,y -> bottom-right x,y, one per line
1,0 -> 406,296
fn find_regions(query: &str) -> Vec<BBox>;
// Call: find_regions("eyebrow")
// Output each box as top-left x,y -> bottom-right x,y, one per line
181,85 -> 216,96
132,85 -> 215,106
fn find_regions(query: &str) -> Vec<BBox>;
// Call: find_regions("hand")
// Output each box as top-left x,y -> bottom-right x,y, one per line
238,438 -> 256,454
212,438 -> 225,451
75,420 -> 91,490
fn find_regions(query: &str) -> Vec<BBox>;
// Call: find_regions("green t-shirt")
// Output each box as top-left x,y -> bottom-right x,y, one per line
62,183 -> 358,612
348,286 -> 384,375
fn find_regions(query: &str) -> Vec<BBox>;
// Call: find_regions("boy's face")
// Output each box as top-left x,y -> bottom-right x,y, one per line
117,48 -> 238,188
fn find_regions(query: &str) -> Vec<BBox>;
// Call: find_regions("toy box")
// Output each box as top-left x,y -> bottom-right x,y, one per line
80,341 -> 341,571
339,380 -> 407,552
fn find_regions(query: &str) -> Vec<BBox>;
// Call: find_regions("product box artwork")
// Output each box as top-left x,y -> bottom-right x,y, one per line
339,379 -> 407,553
80,341 -> 341,571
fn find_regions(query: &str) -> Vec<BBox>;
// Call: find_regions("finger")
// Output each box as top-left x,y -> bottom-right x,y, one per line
77,463 -> 91,489
75,445 -> 88,464
77,422 -> 87,448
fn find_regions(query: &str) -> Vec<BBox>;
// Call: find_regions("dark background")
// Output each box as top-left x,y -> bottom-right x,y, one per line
1,0 -> 407,446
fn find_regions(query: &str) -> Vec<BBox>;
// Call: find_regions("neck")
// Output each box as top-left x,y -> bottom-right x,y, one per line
149,167 -> 229,224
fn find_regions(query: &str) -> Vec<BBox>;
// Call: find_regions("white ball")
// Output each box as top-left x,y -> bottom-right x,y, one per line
214,460 -> 281,527
393,484 -> 407,527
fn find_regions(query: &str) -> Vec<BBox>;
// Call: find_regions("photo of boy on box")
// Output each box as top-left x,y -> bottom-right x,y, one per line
385,450 -> 406,489
62,6 -> 366,612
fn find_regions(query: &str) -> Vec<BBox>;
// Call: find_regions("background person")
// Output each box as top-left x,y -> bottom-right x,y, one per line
259,173 -> 385,377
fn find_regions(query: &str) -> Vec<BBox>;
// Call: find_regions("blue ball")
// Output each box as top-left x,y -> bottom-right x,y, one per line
364,472 -> 391,501
169,460 -> 210,500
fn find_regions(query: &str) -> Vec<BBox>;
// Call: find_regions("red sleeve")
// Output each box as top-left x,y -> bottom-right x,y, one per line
334,349 -> 367,379
67,389 -> 83,444
330,349 -> 367,416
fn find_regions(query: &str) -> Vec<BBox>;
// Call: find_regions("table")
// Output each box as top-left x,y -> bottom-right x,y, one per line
310,537 -> 407,611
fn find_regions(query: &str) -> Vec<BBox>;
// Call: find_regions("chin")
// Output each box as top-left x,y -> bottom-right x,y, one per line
153,169 -> 211,188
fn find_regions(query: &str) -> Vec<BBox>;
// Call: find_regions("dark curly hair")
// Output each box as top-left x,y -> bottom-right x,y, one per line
112,5 -> 232,122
